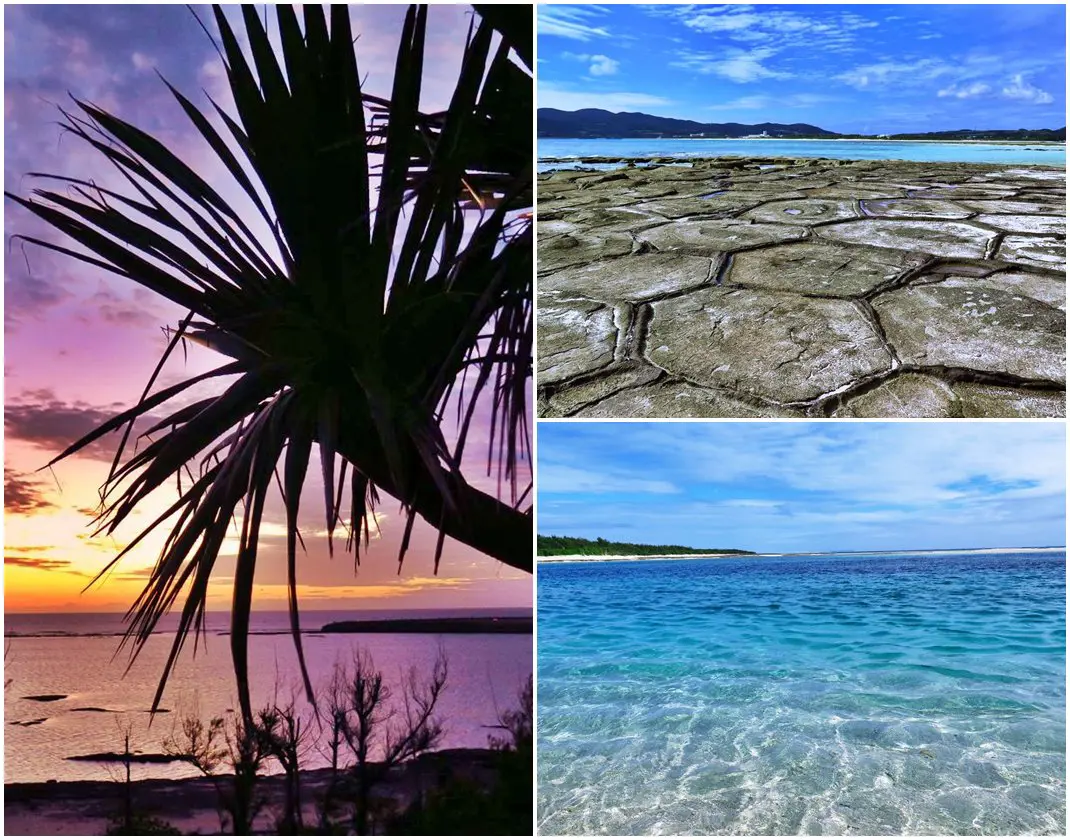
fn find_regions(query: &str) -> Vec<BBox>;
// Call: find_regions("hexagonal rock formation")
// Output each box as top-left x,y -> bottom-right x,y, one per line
872,281 -> 1065,383
726,241 -> 923,298
817,219 -> 993,259
539,231 -> 634,274
860,198 -> 974,219
542,254 -> 715,303
537,157 -> 1066,418
742,199 -> 859,226
636,218 -> 806,254
998,235 -> 1066,272
646,287 -> 893,404
537,298 -> 617,386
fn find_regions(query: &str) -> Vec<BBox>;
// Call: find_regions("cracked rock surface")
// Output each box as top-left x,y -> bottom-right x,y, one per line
537,157 -> 1065,417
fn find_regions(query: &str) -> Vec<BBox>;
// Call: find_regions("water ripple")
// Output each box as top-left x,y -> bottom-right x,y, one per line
538,550 -> 1066,835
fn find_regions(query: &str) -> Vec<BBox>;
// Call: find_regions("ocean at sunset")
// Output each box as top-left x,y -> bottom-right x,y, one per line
537,138 -> 1067,170
5,608 -> 532,784
538,550 -> 1065,835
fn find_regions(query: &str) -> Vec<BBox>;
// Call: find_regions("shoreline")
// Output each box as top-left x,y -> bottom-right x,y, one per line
539,552 -> 748,562
538,154 -> 1065,167
538,547 -> 1065,563
537,151 -> 1067,171
4,747 -> 501,835
539,137 -> 1067,146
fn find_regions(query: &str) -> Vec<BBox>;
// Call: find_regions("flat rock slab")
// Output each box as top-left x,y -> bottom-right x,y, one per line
636,218 -> 806,254
817,219 -> 993,258
537,298 -> 617,385
832,373 -> 1066,418
974,215 -> 1065,235
727,241 -> 924,298
540,207 -> 664,237
646,287 -> 892,404
873,282 -> 1065,383
861,198 -> 973,219
997,235 -> 1066,272
542,363 -> 663,417
537,156 -> 1065,417
953,383 -> 1066,418
542,254 -> 715,303
960,199 -> 1062,214
921,271 -> 1066,312
833,373 -> 959,418
743,199 -> 858,226
631,194 -> 767,219
572,380 -> 805,418
539,232 -> 634,274
979,271 -> 1066,311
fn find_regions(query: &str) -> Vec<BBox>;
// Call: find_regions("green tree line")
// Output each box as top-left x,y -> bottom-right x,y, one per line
538,535 -> 754,557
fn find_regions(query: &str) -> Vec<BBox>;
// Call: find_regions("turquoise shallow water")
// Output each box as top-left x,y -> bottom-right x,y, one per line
537,138 -> 1067,170
537,550 -> 1066,835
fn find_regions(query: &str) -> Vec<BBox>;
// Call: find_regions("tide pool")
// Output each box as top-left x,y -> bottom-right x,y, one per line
537,550 -> 1066,835
537,138 -> 1067,170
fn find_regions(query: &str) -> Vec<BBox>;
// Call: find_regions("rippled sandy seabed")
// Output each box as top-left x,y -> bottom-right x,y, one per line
537,551 -> 1065,835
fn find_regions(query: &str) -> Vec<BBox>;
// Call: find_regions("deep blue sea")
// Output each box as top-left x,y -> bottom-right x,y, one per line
537,138 -> 1067,170
537,550 -> 1066,835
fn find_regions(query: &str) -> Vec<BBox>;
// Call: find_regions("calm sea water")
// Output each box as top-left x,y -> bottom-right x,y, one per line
537,551 -> 1065,835
5,609 -> 531,783
538,138 -> 1067,170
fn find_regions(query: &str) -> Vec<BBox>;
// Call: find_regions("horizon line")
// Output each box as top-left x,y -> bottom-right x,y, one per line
3,605 -> 534,617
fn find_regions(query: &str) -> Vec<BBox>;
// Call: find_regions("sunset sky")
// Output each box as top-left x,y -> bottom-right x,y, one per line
3,5 -> 532,613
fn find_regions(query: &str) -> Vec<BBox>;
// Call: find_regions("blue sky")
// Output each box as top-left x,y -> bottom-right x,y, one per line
537,423 -> 1066,553
537,4 -> 1067,133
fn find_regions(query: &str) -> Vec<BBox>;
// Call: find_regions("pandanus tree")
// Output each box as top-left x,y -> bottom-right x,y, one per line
6,4 -> 533,721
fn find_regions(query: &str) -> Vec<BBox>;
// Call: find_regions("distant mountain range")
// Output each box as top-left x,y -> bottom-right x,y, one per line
538,108 -> 835,139
537,108 -> 1066,142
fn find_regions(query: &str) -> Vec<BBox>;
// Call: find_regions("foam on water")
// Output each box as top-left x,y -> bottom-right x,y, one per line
537,551 -> 1065,835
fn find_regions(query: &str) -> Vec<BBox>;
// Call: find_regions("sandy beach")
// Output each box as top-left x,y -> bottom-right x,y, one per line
538,547 -> 1064,562
538,552 -> 748,562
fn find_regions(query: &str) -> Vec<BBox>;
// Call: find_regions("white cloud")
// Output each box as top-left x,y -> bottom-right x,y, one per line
835,58 -> 953,90
1002,73 -> 1054,104
685,12 -> 764,33
538,83 -> 673,112
563,51 -> 620,77
130,52 -> 155,72
588,55 -> 620,76
539,463 -> 678,496
538,6 -> 611,42
626,424 -> 1066,508
671,47 -> 791,83
671,5 -> 876,54
706,95 -> 772,111
707,93 -> 839,111
938,81 -> 992,100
